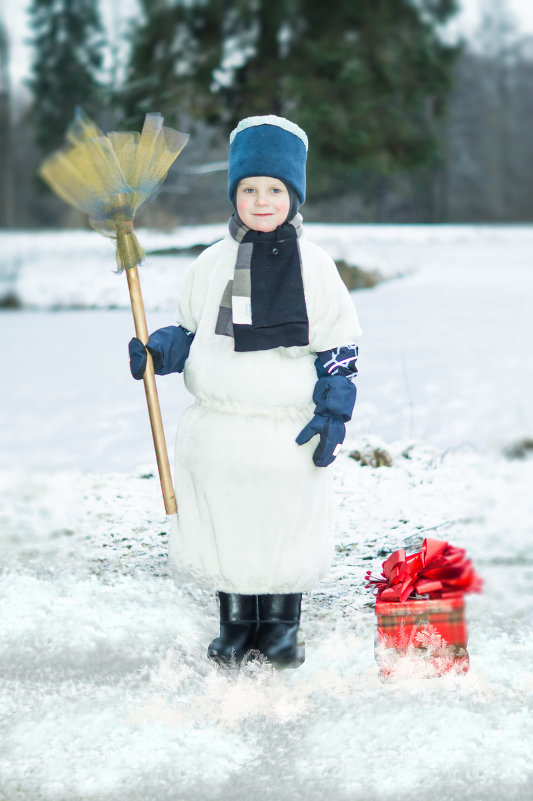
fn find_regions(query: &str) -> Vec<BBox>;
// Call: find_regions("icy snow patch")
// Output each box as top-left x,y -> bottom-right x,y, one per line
0,444 -> 532,800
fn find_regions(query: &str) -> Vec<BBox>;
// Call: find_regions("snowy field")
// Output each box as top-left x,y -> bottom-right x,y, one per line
1,224 -> 532,800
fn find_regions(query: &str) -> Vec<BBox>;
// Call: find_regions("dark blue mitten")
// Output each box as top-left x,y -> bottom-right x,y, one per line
312,374 -> 356,420
296,345 -> 358,467
296,414 -> 347,467
129,325 -> 194,380
129,337 -> 148,379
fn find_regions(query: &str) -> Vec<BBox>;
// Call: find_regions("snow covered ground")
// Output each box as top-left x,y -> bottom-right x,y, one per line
1,224 -> 532,800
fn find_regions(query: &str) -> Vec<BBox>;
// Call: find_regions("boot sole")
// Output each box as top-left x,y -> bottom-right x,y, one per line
207,647 -> 261,668
208,642 -> 305,670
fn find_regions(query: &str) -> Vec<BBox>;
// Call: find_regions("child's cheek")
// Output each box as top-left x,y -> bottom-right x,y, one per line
280,198 -> 291,217
236,198 -> 249,218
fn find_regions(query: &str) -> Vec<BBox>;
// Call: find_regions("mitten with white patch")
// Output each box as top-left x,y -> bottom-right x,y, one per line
296,346 -> 358,467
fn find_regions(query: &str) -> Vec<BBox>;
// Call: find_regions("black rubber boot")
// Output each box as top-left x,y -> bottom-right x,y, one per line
207,592 -> 258,665
255,593 -> 305,668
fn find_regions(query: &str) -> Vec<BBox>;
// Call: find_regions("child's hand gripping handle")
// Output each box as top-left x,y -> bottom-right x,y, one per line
129,325 -> 194,379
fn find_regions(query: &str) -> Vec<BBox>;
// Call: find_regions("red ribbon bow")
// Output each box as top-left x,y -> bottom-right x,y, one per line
365,538 -> 483,602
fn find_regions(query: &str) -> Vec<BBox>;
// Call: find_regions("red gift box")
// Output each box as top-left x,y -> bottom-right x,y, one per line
366,538 -> 482,679
375,595 -> 470,679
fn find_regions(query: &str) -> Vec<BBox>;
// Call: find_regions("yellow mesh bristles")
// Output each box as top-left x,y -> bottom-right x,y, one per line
39,108 -> 189,270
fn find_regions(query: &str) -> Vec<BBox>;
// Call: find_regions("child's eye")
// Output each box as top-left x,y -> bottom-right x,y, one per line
243,188 -> 255,194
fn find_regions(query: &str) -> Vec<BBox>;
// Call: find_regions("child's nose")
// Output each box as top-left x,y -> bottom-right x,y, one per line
255,193 -> 269,206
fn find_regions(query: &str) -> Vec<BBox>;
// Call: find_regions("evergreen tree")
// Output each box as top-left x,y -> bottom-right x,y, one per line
0,20 -> 13,225
122,0 -> 460,199
28,0 -> 105,151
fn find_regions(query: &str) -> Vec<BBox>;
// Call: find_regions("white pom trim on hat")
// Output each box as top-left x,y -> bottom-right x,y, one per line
229,115 -> 308,151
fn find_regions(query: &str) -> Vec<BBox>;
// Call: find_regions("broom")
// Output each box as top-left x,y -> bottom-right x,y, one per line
39,109 -> 189,515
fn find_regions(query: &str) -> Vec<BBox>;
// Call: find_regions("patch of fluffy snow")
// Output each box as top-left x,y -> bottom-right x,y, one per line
0,444 -> 532,800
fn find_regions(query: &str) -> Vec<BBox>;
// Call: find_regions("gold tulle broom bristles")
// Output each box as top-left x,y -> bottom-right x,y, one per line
39,108 -> 189,270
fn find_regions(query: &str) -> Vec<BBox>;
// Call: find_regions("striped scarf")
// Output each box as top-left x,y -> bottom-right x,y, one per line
215,213 -> 309,352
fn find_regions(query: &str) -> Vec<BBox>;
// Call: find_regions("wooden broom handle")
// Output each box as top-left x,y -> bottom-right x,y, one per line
126,265 -> 178,516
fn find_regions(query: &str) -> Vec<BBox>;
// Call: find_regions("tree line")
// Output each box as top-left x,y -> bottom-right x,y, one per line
1,0 -> 532,227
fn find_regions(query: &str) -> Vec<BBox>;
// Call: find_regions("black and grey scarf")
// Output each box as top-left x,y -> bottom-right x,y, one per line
215,213 -> 309,352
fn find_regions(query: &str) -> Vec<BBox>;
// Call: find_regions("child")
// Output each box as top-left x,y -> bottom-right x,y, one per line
129,115 -> 362,668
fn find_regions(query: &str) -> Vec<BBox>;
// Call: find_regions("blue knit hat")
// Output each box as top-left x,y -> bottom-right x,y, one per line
228,115 -> 308,204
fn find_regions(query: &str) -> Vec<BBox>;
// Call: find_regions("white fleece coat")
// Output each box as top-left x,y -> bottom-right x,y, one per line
168,230 -> 362,593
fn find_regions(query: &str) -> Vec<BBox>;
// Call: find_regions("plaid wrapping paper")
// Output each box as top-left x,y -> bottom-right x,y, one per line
375,596 -> 469,676
376,596 -> 468,649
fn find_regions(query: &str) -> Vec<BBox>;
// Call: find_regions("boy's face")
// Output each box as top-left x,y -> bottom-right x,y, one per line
235,176 -> 291,232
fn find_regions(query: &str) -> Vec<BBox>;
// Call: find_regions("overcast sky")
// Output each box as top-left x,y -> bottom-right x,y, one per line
2,0 -> 533,92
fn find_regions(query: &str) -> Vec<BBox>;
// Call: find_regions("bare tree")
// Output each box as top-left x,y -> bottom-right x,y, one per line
444,0 -> 533,221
